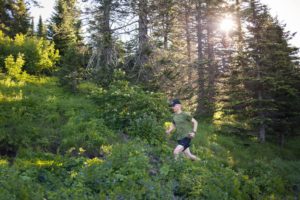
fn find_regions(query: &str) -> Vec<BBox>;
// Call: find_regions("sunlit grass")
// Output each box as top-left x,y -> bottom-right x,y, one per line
85,157 -> 104,167
101,144 -> 113,155
0,89 -> 23,102
35,160 -> 63,167
0,159 -> 9,166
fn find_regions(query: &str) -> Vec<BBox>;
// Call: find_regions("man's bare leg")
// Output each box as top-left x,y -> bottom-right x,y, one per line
183,147 -> 199,161
173,145 -> 184,160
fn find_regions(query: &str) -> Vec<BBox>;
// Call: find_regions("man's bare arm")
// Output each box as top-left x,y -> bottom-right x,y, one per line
189,118 -> 198,138
166,123 -> 175,136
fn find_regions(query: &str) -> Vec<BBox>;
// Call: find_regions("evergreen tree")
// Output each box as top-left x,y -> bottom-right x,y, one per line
89,0 -> 115,68
0,0 -> 31,37
10,0 -> 31,36
48,0 -> 81,56
28,17 -> 35,36
48,0 -> 85,91
59,43 -> 85,92
0,0 -> 11,35
37,15 -> 46,38
256,19 -> 300,144
151,0 -> 175,50
87,0 -> 128,86
217,0 -> 300,144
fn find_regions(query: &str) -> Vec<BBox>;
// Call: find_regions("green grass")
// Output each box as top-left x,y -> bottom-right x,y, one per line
191,119 -> 300,198
1,74 -> 299,199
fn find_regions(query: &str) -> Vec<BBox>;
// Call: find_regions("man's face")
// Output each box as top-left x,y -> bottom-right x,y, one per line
172,104 -> 181,112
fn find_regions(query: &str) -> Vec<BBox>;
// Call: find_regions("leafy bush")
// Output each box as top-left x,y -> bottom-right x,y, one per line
127,113 -> 166,144
82,140 -> 174,199
0,76 -> 115,156
4,54 -> 27,80
0,164 -> 45,200
61,118 -> 115,157
0,31 -> 59,74
82,72 -> 171,143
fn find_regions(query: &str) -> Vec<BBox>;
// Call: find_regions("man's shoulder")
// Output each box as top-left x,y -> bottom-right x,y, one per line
182,112 -> 192,117
173,112 -> 191,119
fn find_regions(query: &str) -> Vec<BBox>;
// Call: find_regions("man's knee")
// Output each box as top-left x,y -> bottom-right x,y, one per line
173,146 -> 184,155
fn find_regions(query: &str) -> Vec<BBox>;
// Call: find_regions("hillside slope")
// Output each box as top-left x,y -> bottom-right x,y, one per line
0,75 -> 299,199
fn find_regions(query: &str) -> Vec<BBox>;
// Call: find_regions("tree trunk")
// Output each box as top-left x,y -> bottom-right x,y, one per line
235,0 -> 243,50
251,0 -> 266,143
163,12 -> 170,49
196,0 -> 206,116
184,2 -> 192,63
137,0 -> 149,66
206,3 -> 216,114
182,0 -> 193,87
102,0 -> 113,67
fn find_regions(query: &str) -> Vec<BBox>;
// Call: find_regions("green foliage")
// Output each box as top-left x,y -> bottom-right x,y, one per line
0,0 -> 31,37
48,0 -> 81,56
61,118 -> 115,157
4,54 -> 27,80
127,113 -> 166,145
0,31 -> 60,74
0,75 -> 114,157
0,71 -> 299,199
216,2 -> 300,143
82,71 -> 171,143
58,44 -> 87,92
0,165 -> 44,200
37,15 -> 46,38
82,140 -> 174,199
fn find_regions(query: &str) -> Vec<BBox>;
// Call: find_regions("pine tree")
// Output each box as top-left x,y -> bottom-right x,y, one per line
87,0 -> 128,86
48,0 -> 81,56
217,0 -> 300,144
28,17 -> 35,36
0,0 -> 11,35
151,0 -> 175,50
48,0 -> 85,91
256,19 -> 300,144
0,0 -> 31,37
10,0 -> 31,36
37,15 -> 46,38
90,0 -> 115,68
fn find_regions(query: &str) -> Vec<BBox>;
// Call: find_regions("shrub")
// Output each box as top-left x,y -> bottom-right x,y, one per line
4,54 -> 28,81
82,140 -> 174,199
58,44 -> 87,92
84,73 -> 171,143
0,164 -> 44,200
61,118 -> 115,157
0,31 -> 59,74
127,113 -> 166,144
0,75 -> 115,156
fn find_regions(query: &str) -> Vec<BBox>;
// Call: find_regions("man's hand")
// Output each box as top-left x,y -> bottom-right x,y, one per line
188,132 -> 195,138
165,123 -> 175,136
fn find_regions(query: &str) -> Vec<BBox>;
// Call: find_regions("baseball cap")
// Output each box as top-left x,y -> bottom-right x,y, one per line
171,99 -> 181,107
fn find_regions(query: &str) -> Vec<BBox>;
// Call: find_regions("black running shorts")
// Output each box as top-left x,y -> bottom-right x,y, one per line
177,137 -> 191,151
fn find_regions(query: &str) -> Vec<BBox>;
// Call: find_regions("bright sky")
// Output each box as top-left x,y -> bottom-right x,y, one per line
30,0 -> 300,49
30,1 -> 55,24
261,0 -> 300,48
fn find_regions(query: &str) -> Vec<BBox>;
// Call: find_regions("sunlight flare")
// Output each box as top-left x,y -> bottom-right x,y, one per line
219,16 -> 235,33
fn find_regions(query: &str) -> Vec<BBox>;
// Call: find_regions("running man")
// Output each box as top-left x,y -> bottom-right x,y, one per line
166,99 -> 199,161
